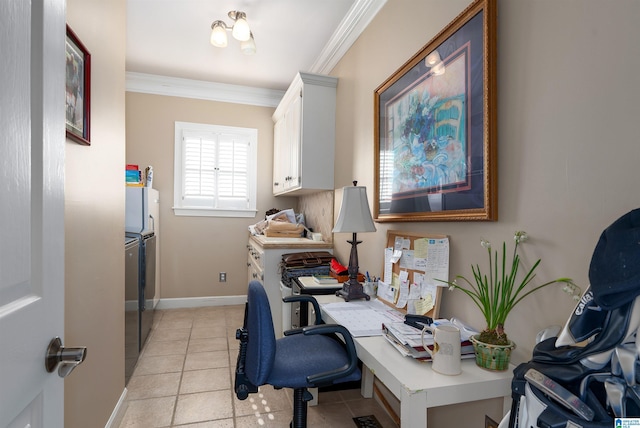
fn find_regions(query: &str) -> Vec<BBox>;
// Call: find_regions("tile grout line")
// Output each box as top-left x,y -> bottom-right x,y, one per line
169,311 -> 190,428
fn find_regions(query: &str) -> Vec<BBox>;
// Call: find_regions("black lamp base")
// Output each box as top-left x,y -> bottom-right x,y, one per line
336,232 -> 370,302
336,280 -> 370,302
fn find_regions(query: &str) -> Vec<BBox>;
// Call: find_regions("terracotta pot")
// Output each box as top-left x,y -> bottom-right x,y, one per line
470,334 -> 516,371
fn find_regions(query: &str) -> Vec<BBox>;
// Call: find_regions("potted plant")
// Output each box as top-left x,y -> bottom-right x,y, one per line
437,231 -> 581,371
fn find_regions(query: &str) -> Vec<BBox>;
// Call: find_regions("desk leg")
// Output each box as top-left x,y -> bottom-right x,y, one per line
401,388 -> 428,427
361,365 -> 374,398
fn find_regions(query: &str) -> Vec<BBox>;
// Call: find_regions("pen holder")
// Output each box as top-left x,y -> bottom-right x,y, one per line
363,281 -> 378,297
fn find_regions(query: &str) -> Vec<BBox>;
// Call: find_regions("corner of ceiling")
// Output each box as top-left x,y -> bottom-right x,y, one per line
309,0 -> 387,75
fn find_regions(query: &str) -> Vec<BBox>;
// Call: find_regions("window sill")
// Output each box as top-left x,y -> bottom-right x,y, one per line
173,207 -> 258,218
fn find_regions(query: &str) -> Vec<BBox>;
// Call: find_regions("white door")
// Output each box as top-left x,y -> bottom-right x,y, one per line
0,0 -> 67,427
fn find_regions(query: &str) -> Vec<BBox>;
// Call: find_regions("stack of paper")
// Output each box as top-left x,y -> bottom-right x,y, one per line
382,318 -> 478,361
321,300 -> 404,337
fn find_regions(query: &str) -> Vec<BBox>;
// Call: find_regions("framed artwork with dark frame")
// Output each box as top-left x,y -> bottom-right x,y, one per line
374,0 -> 497,222
65,24 -> 91,146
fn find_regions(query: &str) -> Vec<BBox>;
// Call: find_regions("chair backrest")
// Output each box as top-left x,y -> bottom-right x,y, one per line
245,281 -> 277,386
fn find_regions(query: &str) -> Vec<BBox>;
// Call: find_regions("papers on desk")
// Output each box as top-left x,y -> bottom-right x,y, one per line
321,299 -> 405,337
382,318 -> 479,361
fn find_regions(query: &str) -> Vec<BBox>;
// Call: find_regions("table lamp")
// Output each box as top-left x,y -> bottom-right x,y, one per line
333,181 -> 377,301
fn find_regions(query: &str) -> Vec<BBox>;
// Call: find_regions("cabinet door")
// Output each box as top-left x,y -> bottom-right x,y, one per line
272,117 -> 286,194
285,93 -> 302,190
273,92 -> 302,195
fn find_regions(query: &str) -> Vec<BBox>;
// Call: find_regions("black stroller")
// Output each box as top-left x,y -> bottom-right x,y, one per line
503,209 -> 640,427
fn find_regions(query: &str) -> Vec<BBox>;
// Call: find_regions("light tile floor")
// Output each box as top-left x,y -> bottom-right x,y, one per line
117,305 -> 398,427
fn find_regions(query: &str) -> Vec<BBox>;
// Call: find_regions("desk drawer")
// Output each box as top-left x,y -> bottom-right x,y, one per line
247,242 -> 264,271
247,254 -> 263,283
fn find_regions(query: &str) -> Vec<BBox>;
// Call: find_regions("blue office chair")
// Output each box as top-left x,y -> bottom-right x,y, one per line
234,281 -> 361,428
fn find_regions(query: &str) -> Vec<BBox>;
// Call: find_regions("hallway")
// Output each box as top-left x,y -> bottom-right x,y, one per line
116,304 -> 397,427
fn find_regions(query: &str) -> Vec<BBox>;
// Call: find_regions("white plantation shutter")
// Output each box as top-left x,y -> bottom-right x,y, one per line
174,122 -> 257,217
183,131 -> 216,199
217,134 -> 248,203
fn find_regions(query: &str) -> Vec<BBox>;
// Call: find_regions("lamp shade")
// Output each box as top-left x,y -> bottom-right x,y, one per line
210,21 -> 228,47
232,14 -> 251,41
240,33 -> 256,55
333,186 -> 377,234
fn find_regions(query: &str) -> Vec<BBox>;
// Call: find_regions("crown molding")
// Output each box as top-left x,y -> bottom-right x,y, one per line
125,72 -> 285,108
310,0 -> 387,74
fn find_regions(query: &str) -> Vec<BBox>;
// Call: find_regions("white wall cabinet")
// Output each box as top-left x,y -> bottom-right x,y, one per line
272,72 -> 337,196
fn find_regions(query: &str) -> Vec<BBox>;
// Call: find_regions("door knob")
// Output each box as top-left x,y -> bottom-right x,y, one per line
45,337 -> 87,378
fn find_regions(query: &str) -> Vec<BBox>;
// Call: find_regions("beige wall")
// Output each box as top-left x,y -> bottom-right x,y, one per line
65,0 -> 127,426
331,0 -> 640,367
125,93 -> 298,298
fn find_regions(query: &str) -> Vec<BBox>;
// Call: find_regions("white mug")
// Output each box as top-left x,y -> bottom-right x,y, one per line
422,324 -> 462,375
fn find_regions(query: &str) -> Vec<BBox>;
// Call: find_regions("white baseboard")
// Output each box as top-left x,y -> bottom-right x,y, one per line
105,388 -> 128,428
156,295 -> 247,310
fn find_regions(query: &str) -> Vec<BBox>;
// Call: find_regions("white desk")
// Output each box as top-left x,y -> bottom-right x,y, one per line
315,295 -> 514,427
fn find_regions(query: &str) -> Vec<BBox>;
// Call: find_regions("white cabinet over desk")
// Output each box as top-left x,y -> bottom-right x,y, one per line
272,72 -> 337,196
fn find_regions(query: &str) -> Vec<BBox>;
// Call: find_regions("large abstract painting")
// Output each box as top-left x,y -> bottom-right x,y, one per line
374,0 -> 497,222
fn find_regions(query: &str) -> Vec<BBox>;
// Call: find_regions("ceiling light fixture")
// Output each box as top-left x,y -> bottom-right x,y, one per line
210,10 -> 256,55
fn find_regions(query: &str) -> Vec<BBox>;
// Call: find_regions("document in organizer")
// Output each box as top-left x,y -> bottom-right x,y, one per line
321,300 -> 404,337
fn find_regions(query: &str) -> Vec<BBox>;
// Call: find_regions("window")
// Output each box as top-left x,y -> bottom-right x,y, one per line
174,121 -> 257,217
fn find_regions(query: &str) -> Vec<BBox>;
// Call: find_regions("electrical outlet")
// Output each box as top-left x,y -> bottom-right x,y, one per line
219,272 -> 227,282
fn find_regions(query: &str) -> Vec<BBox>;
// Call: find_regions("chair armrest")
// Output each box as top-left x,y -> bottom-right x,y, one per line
301,324 -> 359,385
282,294 -> 323,325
